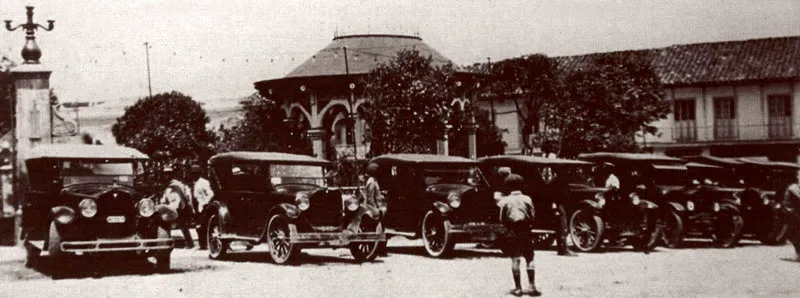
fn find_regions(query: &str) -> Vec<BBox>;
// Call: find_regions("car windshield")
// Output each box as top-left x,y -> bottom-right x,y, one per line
651,169 -> 690,186
561,166 -> 595,186
689,168 -> 743,187
423,167 -> 482,187
62,160 -> 136,187
269,164 -> 326,187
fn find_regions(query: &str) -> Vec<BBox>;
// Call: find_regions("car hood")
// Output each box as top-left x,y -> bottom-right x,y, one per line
426,183 -> 475,196
62,183 -> 135,199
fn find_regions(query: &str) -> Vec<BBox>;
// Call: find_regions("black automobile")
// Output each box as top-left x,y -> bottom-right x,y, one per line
21,145 -> 175,271
369,154 -> 503,258
199,152 -> 384,264
686,156 -> 797,244
480,155 -> 659,252
579,153 -> 743,248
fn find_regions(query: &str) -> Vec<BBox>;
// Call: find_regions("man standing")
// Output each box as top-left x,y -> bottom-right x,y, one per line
498,174 -> 541,297
162,168 -> 195,249
782,169 -> 800,261
191,165 -> 214,250
362,163 -> 382,208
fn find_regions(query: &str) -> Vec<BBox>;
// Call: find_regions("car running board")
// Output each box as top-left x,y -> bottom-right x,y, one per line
385,229 -> 416,238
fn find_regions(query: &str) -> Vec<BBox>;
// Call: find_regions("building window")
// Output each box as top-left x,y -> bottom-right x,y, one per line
713,97 -> 737,140
768,94 -> 792,139
673,99 -> 696,141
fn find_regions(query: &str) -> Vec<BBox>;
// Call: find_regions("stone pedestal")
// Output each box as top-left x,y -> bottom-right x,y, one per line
466,122 -> 479,159
307,128 -> 326,158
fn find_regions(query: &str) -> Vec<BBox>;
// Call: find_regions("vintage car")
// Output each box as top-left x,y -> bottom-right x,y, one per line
685,156 -> 797,244
480,155 -> 660,252
199,152 -> 385,264
369,154 -> 503,258
579,153 -> 743,248
21,144 -> 175,271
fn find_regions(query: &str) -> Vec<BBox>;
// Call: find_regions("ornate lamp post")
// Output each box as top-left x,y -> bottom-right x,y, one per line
5,6 -> 55,64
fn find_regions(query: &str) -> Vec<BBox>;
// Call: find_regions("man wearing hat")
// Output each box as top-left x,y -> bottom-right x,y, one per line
190,164 -> 214,250
162,167 -> 195,249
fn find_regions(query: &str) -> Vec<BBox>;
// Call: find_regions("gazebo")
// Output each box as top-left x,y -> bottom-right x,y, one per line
254,34 -> 482,160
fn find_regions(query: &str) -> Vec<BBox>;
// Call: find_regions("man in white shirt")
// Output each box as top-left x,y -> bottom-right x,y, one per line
190,165 -> 214,250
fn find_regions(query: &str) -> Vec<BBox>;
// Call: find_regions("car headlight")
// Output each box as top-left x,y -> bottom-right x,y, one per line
295,193 -> 310,211
686,201 -> 695,211
594,193 -> 606,207
137,198 -> 156,217
713,202 -> 721,212
448,192 -> 461,208
346,197 -> 359,212
79,198 -> 98,218
629,192 -> 641,205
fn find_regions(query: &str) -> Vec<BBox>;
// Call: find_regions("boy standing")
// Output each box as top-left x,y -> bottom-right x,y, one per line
498,174 -> 541,297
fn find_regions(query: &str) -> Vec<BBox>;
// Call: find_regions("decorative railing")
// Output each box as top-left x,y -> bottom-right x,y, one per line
673,120 -> 697,142
713,118 -> 738,140
768,116 -> 792,139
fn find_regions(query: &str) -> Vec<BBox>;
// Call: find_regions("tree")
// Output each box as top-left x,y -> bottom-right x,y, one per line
214,93 -> 311,154
112,91 -> 215,162
484,54 -> 560,154
0,56 -> 15,138
544,53 -> 670,158
448,107 -> 505,158
361,49 -> 457,155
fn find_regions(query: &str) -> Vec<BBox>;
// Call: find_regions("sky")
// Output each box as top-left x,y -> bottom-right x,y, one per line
1,0 -> 798,103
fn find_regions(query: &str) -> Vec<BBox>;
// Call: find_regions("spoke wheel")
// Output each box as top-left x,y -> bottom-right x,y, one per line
632,210 -> 661,251
569,209 -> 604,252
267,214 -> 298,264
660,211 -> 684,248
207,215 -> 229,260
422,211 -> 454,258
349,216 -> 383,262
712,212 -> 743,248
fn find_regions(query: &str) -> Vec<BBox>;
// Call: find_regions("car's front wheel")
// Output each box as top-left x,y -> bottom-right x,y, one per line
349,215 -> 383,262
23,234 -> 40,268
712,211 -> 743,248
155,227 -> 171,272
421,211 -> 454,258
569,209 -> 604,252
207,214 -> 229,260
267,214 -> 299,264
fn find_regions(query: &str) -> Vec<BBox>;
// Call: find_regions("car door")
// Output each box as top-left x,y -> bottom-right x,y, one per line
383,165 -> 424,234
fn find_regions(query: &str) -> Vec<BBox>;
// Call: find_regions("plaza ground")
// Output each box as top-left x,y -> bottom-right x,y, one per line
0,237 -> 798,298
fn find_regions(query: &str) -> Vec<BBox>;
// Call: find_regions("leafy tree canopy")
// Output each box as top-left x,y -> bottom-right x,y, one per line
215,93 -> 311,154
361,49 -> 457,155
544,53 -> 670,157
112,91 -> 215,162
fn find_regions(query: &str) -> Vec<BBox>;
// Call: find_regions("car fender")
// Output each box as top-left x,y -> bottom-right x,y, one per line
719,203 -> 740,214
269,203 -> 301,220
358,204 -> 381,220
432,201 -> 452,215
665,201 -> 685,213
204,201 -> 232,232
640,200 -> 659,210
576,199 -> 603,211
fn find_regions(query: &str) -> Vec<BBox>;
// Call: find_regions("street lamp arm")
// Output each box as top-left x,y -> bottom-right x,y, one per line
36,20 -> 55,31
4,21 -> 22,31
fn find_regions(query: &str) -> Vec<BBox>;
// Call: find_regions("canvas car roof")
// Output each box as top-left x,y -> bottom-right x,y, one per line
478,155 -> 591,166
369,154 -> 476,166
683,155 -> 744,166
578,152 -> 685,164
685,162 -> 724,169
209,151 -> 330,166
27,144 -> 149,160
737,158 -> 800,170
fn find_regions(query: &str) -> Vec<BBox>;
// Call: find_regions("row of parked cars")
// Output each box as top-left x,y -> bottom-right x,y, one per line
18,144 -> 797,271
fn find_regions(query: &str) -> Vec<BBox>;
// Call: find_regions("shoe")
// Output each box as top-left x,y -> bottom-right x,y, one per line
509,289 -> 523,297
527,289 -> 542,297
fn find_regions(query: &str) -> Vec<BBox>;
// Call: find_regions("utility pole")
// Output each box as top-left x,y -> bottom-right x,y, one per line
343,46 -> 360,188
144,42 -> 152,99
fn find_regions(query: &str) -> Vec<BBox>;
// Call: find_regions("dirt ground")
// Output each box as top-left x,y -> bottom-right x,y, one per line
0,237 -> 798,298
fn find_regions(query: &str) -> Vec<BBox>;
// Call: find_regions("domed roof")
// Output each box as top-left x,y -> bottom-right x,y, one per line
284,34 -> 455,79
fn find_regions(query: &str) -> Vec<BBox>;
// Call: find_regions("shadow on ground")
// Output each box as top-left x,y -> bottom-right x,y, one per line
27,255 -> 213,280
217,250 -> 385,267
386,245 -> 504,259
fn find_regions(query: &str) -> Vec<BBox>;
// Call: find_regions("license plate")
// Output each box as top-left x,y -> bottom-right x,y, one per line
106,216 -> 126,223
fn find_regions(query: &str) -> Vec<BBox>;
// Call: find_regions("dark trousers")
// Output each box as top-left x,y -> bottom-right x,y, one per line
789,223 -> 800,256
177,215 -> 194,248
556,211 -> 570,254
